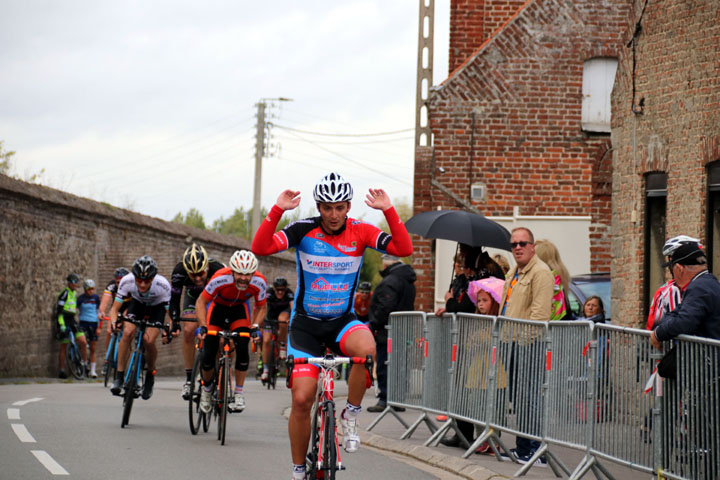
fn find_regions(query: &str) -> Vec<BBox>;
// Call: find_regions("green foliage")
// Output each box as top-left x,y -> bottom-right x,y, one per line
213,206 -> 315,239
172,207 -> 206,230
0,140 -> 16,175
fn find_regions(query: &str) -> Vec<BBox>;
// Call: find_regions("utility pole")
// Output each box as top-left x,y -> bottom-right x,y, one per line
251,97 -> 293,237
415,0 -> 434,149
251,101 -> 266,238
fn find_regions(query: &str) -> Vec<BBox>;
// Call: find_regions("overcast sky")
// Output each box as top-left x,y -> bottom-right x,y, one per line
1,1 -> 450,227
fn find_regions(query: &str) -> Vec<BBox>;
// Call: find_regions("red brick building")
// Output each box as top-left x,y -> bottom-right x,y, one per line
611,0 -> 720,326
413,0 -> 630,312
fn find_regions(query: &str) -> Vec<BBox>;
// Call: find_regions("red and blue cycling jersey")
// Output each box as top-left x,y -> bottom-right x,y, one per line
252,205 -> 413,320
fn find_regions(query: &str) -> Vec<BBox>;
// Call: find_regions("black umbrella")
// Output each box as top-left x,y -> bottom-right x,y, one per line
405,209 -> 512,251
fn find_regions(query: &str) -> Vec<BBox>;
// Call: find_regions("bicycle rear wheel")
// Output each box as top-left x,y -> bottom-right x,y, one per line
218,356 -> 231,445
267,339 -> 276,390
322,402 -> 337,480
121,352 -> 140,428
66,342 -> 85,380
188,351 -> 205,435
103,335 -> 117,387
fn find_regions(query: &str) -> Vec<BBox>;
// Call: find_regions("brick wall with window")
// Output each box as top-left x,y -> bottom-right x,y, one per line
413,0 -> 629,312
611,0 -> 720,326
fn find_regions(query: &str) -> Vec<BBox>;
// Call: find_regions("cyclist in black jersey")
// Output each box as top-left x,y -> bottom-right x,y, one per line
170,243 -> 225,399
260,277 -> 294,382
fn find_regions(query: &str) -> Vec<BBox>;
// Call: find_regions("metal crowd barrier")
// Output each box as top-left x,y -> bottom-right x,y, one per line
366,312 -> 436,436
660,334 -> 720,480
370,312 -> 719,480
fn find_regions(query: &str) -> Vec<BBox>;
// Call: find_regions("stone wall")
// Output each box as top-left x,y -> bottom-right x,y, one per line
611,0 -> 720,326
0,174 -> 295,377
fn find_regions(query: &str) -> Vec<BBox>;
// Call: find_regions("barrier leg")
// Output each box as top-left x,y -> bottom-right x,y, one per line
512,442 -> 569,478
423,418 -> 454,446
366,405 -> 410,432
400,412 -> 437,440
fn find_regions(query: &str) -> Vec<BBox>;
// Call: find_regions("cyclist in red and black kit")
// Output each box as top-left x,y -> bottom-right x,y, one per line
169,243 -> 225,400
260,276 -> 294,383
196,250 -> 267,414
251,172 -> 413,480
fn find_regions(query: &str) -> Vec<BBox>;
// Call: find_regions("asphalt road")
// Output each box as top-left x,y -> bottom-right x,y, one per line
1,377 -> 457,479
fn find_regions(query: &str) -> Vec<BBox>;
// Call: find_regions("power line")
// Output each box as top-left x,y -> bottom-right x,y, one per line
278,135 -> 414,146
271,123 -> 414,137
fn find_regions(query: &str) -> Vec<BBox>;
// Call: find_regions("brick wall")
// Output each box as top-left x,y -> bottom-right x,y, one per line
0,174 -> 295,377
415,0 -> 629,315
611,0 -> 720,325
449,0 -> 529,73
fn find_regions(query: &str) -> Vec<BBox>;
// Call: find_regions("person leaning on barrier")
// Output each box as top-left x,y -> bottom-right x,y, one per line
498,227 -> 554,466
650,239 -> 720,349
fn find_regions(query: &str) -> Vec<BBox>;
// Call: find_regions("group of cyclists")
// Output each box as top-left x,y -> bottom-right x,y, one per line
56,172 -> 413,480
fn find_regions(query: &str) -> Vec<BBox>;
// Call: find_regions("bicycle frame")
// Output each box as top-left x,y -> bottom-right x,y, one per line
64,326 -> 85,380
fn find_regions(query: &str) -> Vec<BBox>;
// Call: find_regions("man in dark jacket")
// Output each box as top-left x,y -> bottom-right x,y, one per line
367,254 -> 416,412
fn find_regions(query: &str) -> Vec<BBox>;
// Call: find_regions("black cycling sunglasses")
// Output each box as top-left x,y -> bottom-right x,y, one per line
510,241 -> 532,249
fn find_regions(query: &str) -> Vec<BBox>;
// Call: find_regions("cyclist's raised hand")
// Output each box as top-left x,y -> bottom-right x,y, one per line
276,189 -> 301,211
365,188 -> 392,211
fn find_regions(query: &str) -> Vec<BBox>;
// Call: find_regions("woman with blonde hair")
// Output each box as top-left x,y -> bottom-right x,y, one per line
534,239 -> 572,320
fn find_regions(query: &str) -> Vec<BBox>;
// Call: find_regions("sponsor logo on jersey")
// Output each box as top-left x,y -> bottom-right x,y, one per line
337,243 -> 357,253
301,253 -> 361,274
310,277 -> 350,292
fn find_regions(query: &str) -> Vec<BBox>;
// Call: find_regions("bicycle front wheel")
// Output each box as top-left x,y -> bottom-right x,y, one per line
103,335 -> 116,387
267,339 -> 276,390
66,342 -> 85,380
322,402 -> 337,480
188,350 -> 204,435
121,352 -> 140,428
306,398 -> 321,479
218,356 -> 231,445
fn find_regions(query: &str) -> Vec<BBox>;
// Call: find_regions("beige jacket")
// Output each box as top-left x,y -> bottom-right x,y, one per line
499,253 -> 554,322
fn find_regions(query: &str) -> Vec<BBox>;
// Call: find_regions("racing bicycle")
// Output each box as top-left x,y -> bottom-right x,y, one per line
288,353 -> 373,479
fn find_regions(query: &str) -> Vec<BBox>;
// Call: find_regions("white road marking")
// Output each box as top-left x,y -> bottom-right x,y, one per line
7,408 -> 21,420
13,397 -> 44,406
11,423 -> 37,443
32,450 -> 69,475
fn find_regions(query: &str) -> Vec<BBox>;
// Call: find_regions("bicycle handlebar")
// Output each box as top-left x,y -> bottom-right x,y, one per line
206,330 -> 251,339
288,354 -> 373,369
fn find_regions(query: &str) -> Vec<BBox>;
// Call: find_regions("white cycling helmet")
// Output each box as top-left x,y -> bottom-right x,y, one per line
83,279 -> 96,290
313,172 -> 353,203
662,235 -> 701,256
229,250 -> 258,275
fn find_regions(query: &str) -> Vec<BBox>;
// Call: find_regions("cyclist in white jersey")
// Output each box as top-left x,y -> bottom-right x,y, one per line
109,256 -> 171,400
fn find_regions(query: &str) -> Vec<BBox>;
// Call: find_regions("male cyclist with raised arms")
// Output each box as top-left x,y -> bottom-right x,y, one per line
109,256 -> 171,400
196,250 -> 267,414
261,276 -> 294,383
251,172 -> 413,480
169,243 -> 225,399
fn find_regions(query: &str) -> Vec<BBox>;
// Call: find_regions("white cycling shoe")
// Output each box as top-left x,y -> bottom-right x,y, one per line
340,411 -> 360,452
231,393 -> 245,412
199,389 -> 212,414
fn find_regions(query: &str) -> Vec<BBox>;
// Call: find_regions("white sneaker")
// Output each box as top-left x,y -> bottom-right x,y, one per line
181,381 -> 191,400
260,371 -> 269,382
279,347 -> 287,360
200,389 -> 212,414
231,393 -> 245,412
340,410 -> 360,452
90,370 -> 98,379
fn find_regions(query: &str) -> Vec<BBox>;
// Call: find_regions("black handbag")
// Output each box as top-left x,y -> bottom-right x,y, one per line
657,346 -> 677,379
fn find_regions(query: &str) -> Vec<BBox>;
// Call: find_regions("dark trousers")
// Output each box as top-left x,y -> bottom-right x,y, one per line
376,340 -> 388,401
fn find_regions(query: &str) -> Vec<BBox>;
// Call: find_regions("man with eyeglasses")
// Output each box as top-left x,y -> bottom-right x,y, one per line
170,243 -> 225,399
499,227 -> 554,466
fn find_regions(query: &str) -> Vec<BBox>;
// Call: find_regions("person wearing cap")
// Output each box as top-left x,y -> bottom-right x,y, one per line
56,273 -> 88,379
650,240 -> 720,349
353,281 -> 373,325
367,254 -> 416,412
77,279 -> 101,378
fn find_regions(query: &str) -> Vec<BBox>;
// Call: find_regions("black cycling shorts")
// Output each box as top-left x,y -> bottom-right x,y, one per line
287,312 -> 369,360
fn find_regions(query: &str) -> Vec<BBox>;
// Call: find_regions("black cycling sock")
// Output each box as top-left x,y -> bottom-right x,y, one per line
115,370 -> 124,380
185,369 -> 192,382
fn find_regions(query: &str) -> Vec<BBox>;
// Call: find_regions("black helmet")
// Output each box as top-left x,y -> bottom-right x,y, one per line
132,255 -> 158,281
273,277 -> 288,288
114,267 -> 130,279
358,281 -> 372,293
66,273 -> 80,284
182,243 -> 209,274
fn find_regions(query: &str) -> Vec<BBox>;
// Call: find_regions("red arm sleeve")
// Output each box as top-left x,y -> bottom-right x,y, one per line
251,205 -> 288,256
382,207 -> 413,257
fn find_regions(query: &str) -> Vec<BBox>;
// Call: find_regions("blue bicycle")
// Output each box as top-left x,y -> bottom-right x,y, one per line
62,325 -> 86,380
120,315 -> 170,428
103,317 -> 123,388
